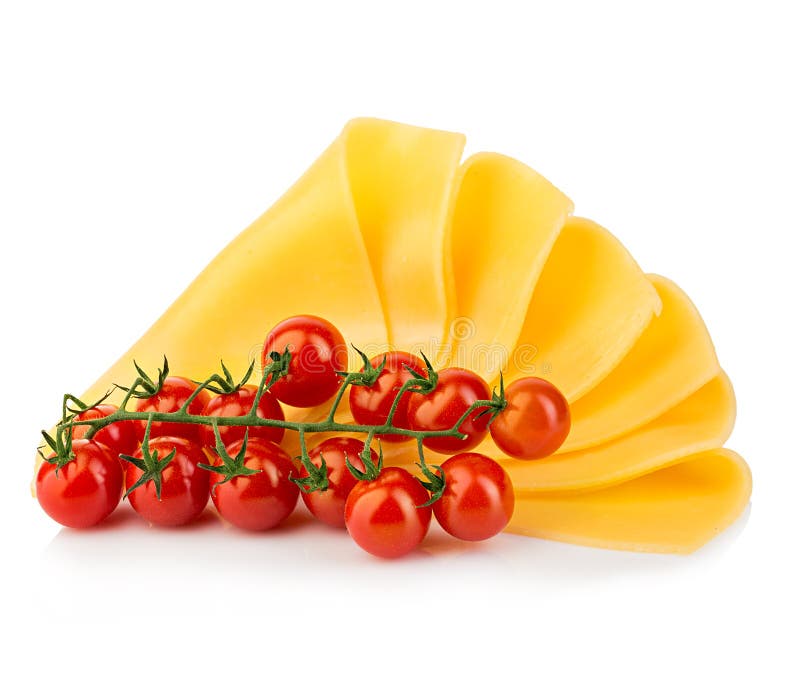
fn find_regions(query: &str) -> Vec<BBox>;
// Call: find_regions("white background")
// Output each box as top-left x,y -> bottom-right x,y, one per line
1,1 -> 798,687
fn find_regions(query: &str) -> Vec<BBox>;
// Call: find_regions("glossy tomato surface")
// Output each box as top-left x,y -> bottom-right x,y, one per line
490,377 -> 571,459
135,376 -> 211,443
71,404 -> 138,458
432,453 -> 514,541
199,385 -> 285,448
208,438 -> 298,531
298,437 -> 375,528
36,439 -> 123,528
261,315 -> 347,408
406,368 -> 491,453
344,467 -> 431,558
349,351 -> 426,442
126,436 -> 209,526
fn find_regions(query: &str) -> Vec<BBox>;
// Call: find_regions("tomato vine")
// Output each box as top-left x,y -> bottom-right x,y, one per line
40,346 -> 507,499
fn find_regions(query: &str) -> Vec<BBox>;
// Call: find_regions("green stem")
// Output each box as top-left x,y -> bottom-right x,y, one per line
179,374 -> 217,413
325,372 -> 358,422
384,378 -> 417,427
49,349 -> 508,501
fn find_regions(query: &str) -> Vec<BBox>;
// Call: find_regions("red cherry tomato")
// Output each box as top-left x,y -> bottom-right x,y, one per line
406,368 -> 491,454
208,438 -> 298,531
490,377 -> 571,459
135,376 -> 211,443
262,315 -> 347,408
349,351 -> 426,443
297,437 -> 377,528
344,467 -> 432,558
36,439 -> 123,528
432,453 -> 514,541
125,436 -> 209,527
199,385 -> 285,449
71,404 -> 138,459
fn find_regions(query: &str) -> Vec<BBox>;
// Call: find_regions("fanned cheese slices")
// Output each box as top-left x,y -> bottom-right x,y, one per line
38,118 -> 751,553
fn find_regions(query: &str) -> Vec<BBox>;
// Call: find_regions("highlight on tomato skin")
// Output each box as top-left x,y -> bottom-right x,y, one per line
125,436 -> 210,527
134,376 -> 212,444
349,351 -> 427,443
208,438 -> 298,531
36,439 -> 123,529
199,385 -> 285,449
490,377 -> 571,459
262,315 -> 347,408
344,467 -> 432,559
406,367 -> 492,453
432,453 -> 514,542
297,437 -> 375,528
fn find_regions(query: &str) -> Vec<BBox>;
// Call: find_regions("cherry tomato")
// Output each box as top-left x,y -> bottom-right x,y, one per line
36,439 -> 123,528
262,315 -> 347,408
125,436 -> 209,526
344,467 -> 432,558
297,437 -> 377,528
349,351 -> 426,443
406,368 -> 491,454
135,376 -> 211,443
70,404 -> 138,459
432,453 -> 514,541
199,385 -> 284,449
208,438 -> 298,531
490,377 -> 571,459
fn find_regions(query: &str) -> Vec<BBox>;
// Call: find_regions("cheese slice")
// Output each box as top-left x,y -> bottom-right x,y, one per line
506,449 -> 752,553
499,372 -> 735,493
446,152 -> 573,380
561,274 -> 720,453
502,217 -> 661,401
343,118 -> 465,353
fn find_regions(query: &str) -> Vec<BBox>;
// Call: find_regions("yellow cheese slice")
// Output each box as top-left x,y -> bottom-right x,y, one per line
502,217 -> 661,401
446,153 -> 573,379
561,274 -> 720,453
342,118 -> 465,353
506,448 -> 752,553
500,372 -> 735,493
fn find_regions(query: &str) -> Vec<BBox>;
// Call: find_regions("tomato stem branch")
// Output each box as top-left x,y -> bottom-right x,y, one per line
47,349 -> 508,501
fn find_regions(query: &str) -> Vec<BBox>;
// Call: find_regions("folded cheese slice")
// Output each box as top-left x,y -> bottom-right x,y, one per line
343,118 -> 465,354
506,449 -> 751,554
561,274 -> 720,452
501,217 -> 661,401
447,152 -> 573,379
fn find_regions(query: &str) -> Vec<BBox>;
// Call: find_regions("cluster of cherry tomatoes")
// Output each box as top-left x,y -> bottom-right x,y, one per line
36,315 -> 571,558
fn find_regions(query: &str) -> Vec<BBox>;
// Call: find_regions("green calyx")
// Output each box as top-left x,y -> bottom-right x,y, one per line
338,346 -> 386,388
196,425 -> 259,496
116,356 -> 170,399
263,347 -> 292,385
194,359 -> 255,395
416,462 -> 445,508
475,372 -> 508,425
119,416 -> 177,500
404,351 -> 438,394
290,452 -> 329,493
38,426 -> 75,474
414,439 -> 446,507
345,440 -> 383,482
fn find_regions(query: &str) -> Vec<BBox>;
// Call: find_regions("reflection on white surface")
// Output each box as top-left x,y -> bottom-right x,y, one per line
35,500 -> 751,623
